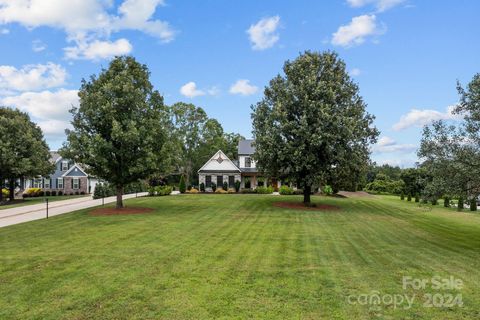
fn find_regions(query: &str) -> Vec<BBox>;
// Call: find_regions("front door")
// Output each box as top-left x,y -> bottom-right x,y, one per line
217,175 -> 223,187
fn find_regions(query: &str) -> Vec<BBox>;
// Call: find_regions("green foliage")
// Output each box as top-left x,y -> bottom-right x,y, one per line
251,51 -> 378,203
234,180 -> 241,193
61,56 -> 167,208
200,182 -> 205,192
407,194 -> 412,202
240,188 -> 257,194
156,186 -> 173,196
211,182 -> 217,192
431,198 -> 438,205
322,185 -> 333,196
365,176 -> 405,195
256,186 -> 274,194
1,188 -> 8,199
222,181 -> 228,191
415,194 -> 420,202
400,193 -> 405,200
470,198 -> 477,211
0,107 -> 53,201
179,175 -> 186,194
279,185 -> 294,195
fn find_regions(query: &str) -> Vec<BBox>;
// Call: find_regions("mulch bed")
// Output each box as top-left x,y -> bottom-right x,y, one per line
273,202 -> 341,211
89,207 -> 154,216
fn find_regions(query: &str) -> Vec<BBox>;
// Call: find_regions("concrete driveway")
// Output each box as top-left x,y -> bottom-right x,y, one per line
0,193 -> 148,228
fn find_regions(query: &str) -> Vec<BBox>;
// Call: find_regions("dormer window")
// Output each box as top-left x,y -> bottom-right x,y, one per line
61,161 -> 68,171
245,157 -> 251,168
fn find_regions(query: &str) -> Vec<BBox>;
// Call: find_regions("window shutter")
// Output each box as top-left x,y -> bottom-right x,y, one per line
71,179 -> 73,188
78,179 -> 81,189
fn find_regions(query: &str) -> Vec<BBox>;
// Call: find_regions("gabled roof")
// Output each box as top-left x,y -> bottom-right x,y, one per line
238,139 -> 255,155
62,164 -> 88,177
198,150 -> 241,173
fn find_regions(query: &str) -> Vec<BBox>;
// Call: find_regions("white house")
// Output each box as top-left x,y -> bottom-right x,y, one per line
198,139 -> 280,190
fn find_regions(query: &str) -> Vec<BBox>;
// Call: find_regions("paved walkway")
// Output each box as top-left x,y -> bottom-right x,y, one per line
0,193 -> 148,228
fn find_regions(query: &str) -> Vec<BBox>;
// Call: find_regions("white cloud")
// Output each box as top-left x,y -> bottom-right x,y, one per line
247,16 -> 280,50
32,39 -> 47,52
332,15 -> 384,47
393,105 -> 461,131
0,62 -> 67,91
350,68 -> 361,76
180,82 -> 205,98
376,158 -> 415,168
346,0 -> 405,12
1,88 -> 78,120
229,79 -> 258,96
64,38 -> 132,60
0,27 -> 8,34
37,119 -> 72,135
372,136 -> 416,153
0,0 -> 176,60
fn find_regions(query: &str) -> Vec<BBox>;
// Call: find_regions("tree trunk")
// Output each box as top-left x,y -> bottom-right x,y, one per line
303,185 -> 311,205
0,176 -> 3,202
116,185 -> 124,209
8,178 -> 15,202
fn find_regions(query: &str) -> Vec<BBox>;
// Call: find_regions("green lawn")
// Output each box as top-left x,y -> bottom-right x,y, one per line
0,194 -> 479,319
0,195 -> 90,210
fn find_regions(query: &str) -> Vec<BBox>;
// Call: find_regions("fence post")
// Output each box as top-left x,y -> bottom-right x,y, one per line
46,198 -> 49,219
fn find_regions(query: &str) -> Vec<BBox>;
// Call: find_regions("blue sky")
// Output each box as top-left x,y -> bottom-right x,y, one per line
0,0 -> 479,167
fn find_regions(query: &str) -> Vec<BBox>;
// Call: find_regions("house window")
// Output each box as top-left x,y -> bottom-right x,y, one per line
228,176 -> 235,188
44,178 -> 50,189
57,178 -> 64,189
33,178 -> 42,188
61,161 -> 68,171
245,157 -> 251,168
73,178 -> 79,190
217,176 -> 223,187
205,175 -> 212,188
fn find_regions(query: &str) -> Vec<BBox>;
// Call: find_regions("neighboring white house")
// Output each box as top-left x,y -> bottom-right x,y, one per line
198,139 -> 281,190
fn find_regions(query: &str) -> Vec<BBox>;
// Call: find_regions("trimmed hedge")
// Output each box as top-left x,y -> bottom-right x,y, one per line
279,186 -> 294,195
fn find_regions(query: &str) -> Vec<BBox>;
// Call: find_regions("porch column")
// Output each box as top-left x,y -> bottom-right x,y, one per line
252,175 -> 257,189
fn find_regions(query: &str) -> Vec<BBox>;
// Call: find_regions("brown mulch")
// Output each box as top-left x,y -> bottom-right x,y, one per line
89,207 -> 154,216
273,202 -> 341,211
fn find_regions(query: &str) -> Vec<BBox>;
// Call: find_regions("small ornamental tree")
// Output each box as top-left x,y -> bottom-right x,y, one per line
415,194 -> 420,202
62,57 -> 167,208
223,181 -> 228,191
211,182 -> 217,192
179,175 -> 186,194
400,192 -> 405,200
407,193 -> 412,202
234,180 -> 241,193
252,51 -> 378,205
200,182 -> 205,192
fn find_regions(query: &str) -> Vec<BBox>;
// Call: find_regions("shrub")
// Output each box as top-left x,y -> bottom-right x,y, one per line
187,185 -> 192,191
179,176 -> 186,194
444,196 -> 450,207
279,185 -> 294,195
45,190 -> 51,196
407,193 -> 412,202
422,198 -> 428,204
223,181 -> 228,191
470,198 -> 477,211
211,182 -> 217,192
215,188 -> 227,194
415,193 -> 419,202
256,186 -> 274,194
80,191 -> 85,195
24,188 -> 42,197
22,193 -> 29,198
74,191 -> 79,195
431,198 -> 438,205
200,182 -> 205,192
188,188 -> 199,194
58,190 -> 64,196
458,197 -> 464,211
51,190 -> 57,196
39,190 -> 44,197
400,192 -> 405,200
240,188 -> 257,194
155,185 -> 173,196
1,188 -> 8,198
227,188 -> 236,194
234,180 -> 241,192
322,185 -> 333,196
148,186 -> 156,196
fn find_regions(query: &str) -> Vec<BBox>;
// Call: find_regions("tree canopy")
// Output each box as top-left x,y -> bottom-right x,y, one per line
0,107 -> 52,201
251,51 -> 378,204
62,56 -> 167,208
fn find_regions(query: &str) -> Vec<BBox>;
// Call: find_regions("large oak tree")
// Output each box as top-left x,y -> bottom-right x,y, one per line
0,107 -> 52,201
252,51 -> 378,204
62,56 -> 167,208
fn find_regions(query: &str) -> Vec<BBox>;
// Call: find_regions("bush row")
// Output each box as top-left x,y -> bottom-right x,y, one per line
22,188 -> 86,198
147,185 -> 173,196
